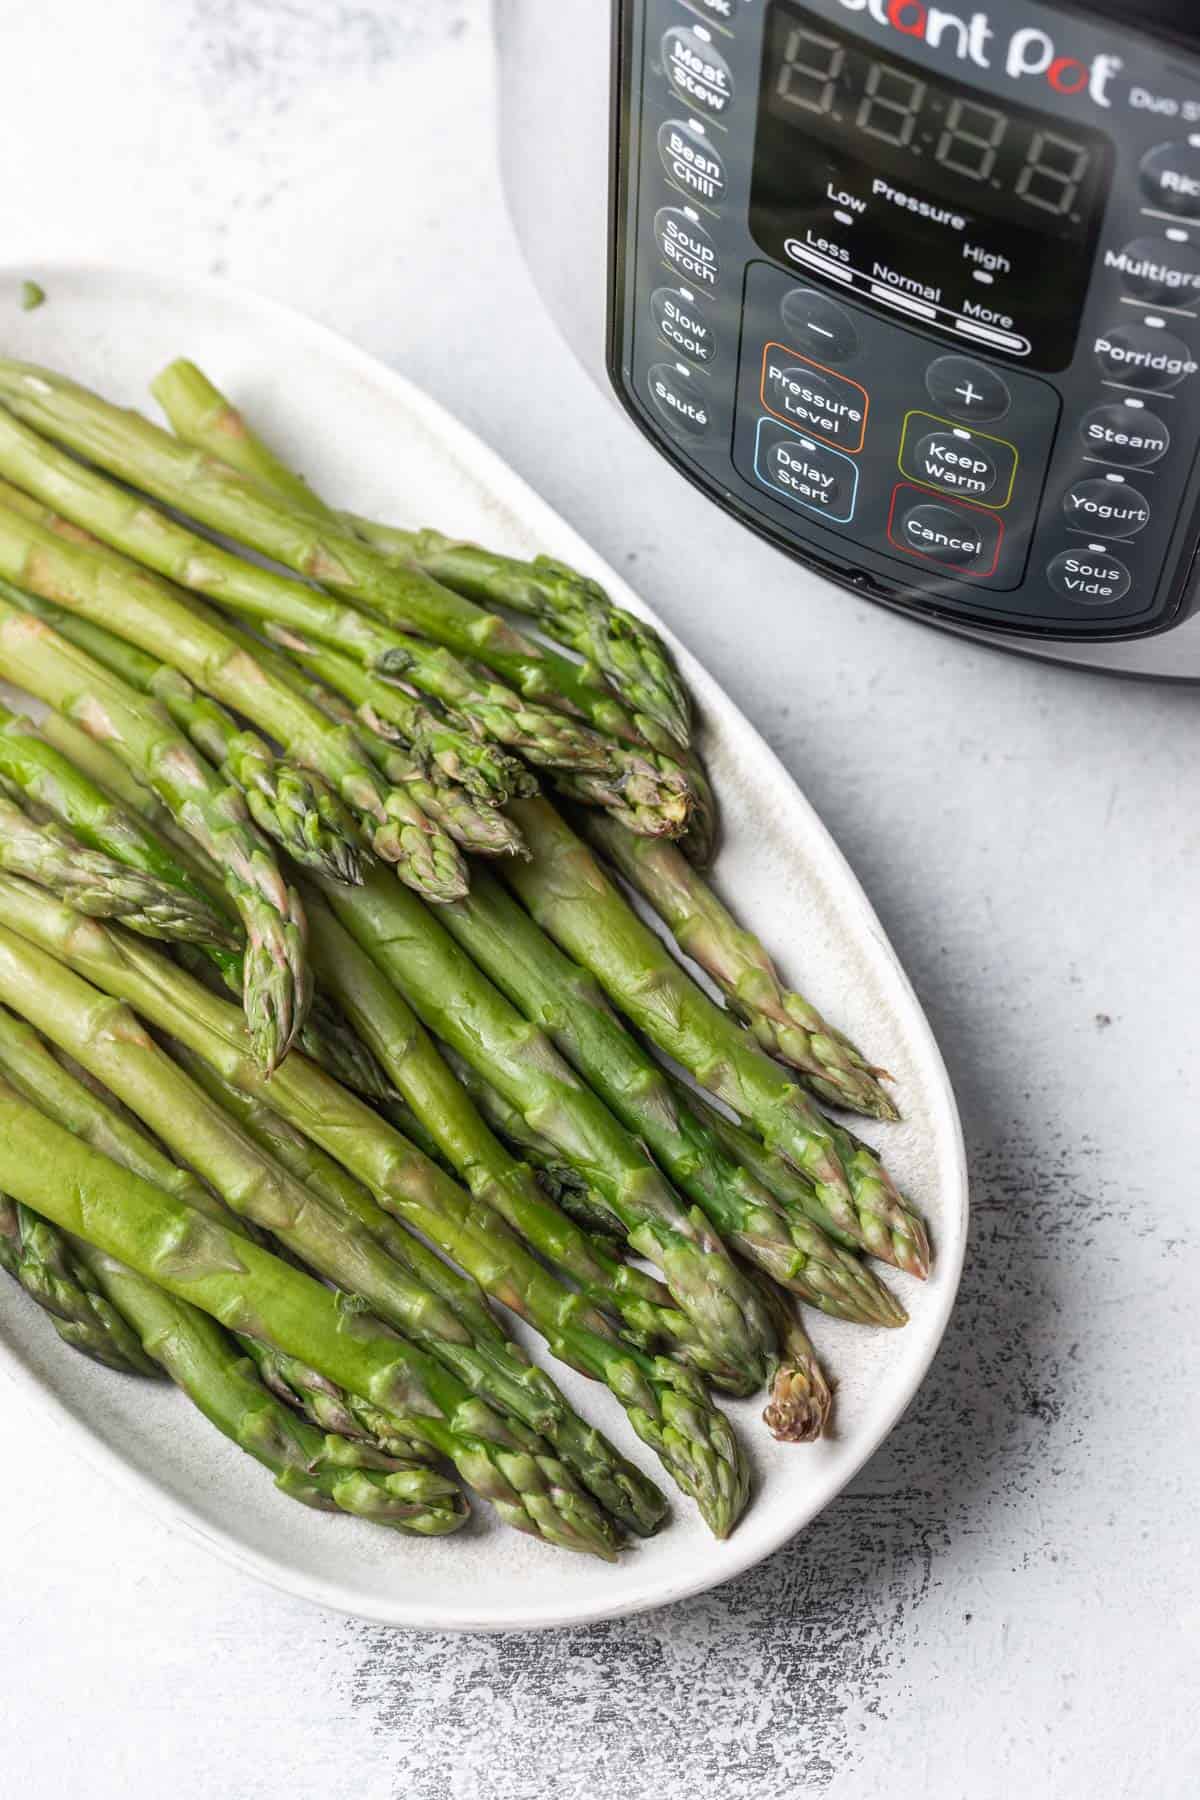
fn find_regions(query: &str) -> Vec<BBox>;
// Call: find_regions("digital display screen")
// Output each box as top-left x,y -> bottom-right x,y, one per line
749,2 -> 1115,368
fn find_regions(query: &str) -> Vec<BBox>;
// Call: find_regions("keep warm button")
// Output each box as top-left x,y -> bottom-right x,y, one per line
754,419 -> 858,523
760,343 -> 868,454
899,410 -> 1017,508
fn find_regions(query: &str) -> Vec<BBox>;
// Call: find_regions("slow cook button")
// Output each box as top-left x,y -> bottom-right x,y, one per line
888,488 -> 1003,574
655,206 -> 719,289
1046,548 -> 1132,606
1106,235 -> 1200,304
647,361 -> 712,438
662,26 -> 734,117
1139,141 -> 1200,219
779,288 -> 860,364
1062,478 -> 1151,538
657,119 -> 726,206
651,286 -> 717,365
1080,402 -> 1170,467
1093,323 -> 1197,389
760,345 -> 869,452
754,421 -> 858,523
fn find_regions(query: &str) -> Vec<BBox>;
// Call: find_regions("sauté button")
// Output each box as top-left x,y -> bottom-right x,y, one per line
1107,235 -> 1200,304
1079,402 -> 1169,467
654,206 -> 719,289
779,288 -> 860,365
1045,548 -> 1132,605
1139,141 -> 1200,219
657,119 -> 726,206
1062,478 -> 1150,538
754,420 -> 858,523
1094,323 -> 1197,389
924,355 -> 1011,422
646,362 -> 712,438
662,26 -> 734,118
651,286 -> 717,365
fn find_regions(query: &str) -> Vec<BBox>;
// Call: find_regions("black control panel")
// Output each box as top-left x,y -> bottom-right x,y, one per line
609,0 -> 1200,639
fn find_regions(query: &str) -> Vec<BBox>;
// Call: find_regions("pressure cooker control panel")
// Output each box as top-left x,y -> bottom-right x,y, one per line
609,0 -> 1200,638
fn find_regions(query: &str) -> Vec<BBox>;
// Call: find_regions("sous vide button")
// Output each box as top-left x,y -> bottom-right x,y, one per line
1045,548 -> 1132,605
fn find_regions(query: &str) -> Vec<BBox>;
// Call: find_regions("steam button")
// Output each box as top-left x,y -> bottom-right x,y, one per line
1079,403 -> 1169,467
1139,141 -> 1200,219
662,27 -> 734,118
924,355 -> 1011,422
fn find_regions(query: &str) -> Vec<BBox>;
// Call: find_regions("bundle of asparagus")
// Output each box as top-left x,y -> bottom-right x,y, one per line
0,353 -> 932,1563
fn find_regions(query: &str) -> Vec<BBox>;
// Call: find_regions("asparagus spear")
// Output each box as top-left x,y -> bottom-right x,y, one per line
0,503 -> 468,902
0,791 -> 223,942
4,566 -> 362,885
145,356 -> 694,758
75,1238 -> 471,1533
0,1190 -> 161,1375
0,698 -> 232,946
579,811 -> 895,1119
0,586 -> 309,1069
431,866 -> 905,1327
302,885 -> 749,1395
502,799 -> 931,1278
0,882 -> 748,1537
314,868 -> 777,1382
299,992 -> 395,1104
748,1269 -> 834,1445
0,917 -> 640,1539
0,374 -> 693,835
0,1077 -> 615,1554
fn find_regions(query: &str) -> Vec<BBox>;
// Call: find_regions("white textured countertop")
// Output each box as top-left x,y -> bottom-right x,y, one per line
0,5 -> 1196,1796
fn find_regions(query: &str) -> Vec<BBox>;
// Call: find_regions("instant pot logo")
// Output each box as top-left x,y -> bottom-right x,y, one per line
834,1 -> 1122,107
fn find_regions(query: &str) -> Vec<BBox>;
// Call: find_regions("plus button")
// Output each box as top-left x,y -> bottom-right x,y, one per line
954,379 -> 984,409
925,354 -> 1012,424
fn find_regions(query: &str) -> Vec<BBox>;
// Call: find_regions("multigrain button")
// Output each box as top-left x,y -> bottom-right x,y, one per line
1107,235 -> 1200,304
924,355 -> 1011,422
646,361 -> 712,438
1046,548 -> 1132,605
657,119 -> 726,205
654,206 -> 719,289
651,286 -> 717,365
760,344 -> 869,452
1093,323 -> 1197,389
662,26 -> 734,118
1062,478 -> 1151,538
1139,141 -> 1200,219
1080,402 -> 1169,467
779,289 -> 860,364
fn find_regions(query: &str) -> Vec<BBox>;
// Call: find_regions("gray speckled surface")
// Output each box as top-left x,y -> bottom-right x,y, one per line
0,4 -> 1196,1795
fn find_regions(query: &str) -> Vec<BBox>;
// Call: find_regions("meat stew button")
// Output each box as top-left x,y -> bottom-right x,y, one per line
1062,478 -> 1150,538
662,26 -> 734,117
1080,403 -> 1169,467
1046,548 -> 1131,605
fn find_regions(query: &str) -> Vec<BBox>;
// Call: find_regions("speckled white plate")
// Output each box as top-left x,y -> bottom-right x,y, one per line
0,262 -> 967,1630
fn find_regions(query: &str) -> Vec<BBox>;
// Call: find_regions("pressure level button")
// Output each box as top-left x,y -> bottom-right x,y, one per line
647,361 -> 712,439
1139,142 -> 1200,219
1062,478 -> 1150,538
651,287 -> 716,365
662,27 -> 734,118
1080,403 -> 1169,468
654,206 -> 719,289
779,289 -> 860,365
924,355 -> 1011,423
1045,548 -> 1132,605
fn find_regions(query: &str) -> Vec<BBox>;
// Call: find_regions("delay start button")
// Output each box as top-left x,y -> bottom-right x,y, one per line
655,206 -> 719,289
1046,548 -> 1132,606
753,419 -> 859,523
662,26 -> 734,117
651,287 -> 716,365
1062,478 -> 1150,538
647,362 -> 712,439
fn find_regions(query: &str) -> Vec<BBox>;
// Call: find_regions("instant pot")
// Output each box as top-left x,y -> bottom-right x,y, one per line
497,0 -> 1200,675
